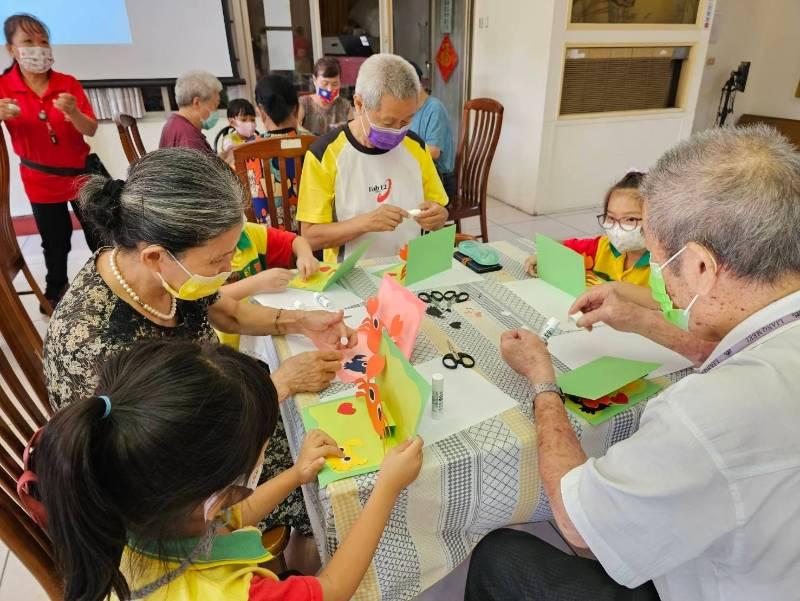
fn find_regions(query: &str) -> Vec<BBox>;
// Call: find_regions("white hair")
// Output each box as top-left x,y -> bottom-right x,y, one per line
643,125 -> 800,283
174,70 -> 223,107
355,53 -> 421,110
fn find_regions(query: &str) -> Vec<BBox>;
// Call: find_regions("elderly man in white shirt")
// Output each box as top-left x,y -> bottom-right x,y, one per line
466,125 -> 800,601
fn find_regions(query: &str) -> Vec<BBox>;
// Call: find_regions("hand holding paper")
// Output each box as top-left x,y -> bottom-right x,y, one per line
569,283 -> 642,332
293,429 -> 344,484
288,240 -> 372,292
377,436 -> 424,495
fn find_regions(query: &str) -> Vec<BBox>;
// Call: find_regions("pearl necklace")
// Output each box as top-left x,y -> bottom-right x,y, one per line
109,248 -> 176,321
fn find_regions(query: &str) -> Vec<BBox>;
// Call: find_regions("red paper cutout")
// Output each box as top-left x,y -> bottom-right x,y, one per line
337,402 -> 356,415
436,34 -> 458,82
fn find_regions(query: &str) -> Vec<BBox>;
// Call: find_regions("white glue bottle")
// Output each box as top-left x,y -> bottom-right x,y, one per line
431,373 -> 444,419
538,317 -> 560,344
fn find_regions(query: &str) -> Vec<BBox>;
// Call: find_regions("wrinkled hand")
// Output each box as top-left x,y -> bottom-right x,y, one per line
292,429 -> 343,484
53,93 -> 78,116
414,200 -> 448,231
500,329 -> 555,382
273,350 -> 342,398
377,436 -> 424,495
253,268 -> 293,292
524,255 -> 538,277
299,309 -> 358,349
362,204 -> 408,233
569,283 -> 642,333
296,254 -> 320,281
0,98 -> 20,121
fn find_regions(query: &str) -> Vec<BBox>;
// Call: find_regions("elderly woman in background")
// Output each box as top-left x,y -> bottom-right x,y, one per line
44,147 -> 354,535
298,56 -> 353,136
467,126 -> 800,601
159,70 -> 221,155
297,53 -> 449,263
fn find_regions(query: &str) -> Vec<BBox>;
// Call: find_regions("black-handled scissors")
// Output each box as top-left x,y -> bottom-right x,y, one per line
442,340 -> 476,370
418,290 -> 470,311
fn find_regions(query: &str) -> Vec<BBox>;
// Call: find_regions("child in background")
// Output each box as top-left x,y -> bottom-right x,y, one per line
525,170 -> 651,287
220,98 -> 259,166
22,340 -> 424,601
217,221 -> 320,348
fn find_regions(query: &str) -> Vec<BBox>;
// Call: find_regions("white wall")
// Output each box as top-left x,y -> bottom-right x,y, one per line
470,0 -> 713,215
6,112 -> 233,217
694,0 -> 800,131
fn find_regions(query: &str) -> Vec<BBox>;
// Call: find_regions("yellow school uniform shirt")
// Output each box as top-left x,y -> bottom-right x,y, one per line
297,125 -> 448,263
563,235 -> 651,287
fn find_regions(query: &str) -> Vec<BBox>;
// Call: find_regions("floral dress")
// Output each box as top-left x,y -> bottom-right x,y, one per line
43,252 -> 312,534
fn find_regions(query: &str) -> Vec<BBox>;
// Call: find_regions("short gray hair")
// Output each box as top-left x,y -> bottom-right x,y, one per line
174,70 -> 223,107
643,125 -> 800,283
355,53 -> 420,110
79,148 -> 246,254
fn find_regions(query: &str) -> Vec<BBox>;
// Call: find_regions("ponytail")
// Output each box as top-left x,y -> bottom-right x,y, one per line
37,398 -> 129,601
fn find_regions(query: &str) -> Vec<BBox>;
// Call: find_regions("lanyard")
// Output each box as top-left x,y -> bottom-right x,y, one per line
699,309 -> 800,373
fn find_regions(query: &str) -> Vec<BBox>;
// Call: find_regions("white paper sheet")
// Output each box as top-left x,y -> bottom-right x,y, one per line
414,359 -> 519,447
253,284 -> 363,312
547,327 -> 693,379
239,334 -> 281,373
266,30 -> 295,70
371,258 -> 484,291
503,278 -> 597,332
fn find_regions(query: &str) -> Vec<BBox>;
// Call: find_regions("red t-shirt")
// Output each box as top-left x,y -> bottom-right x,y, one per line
159,113 -> 214,155
0,65 -> 95,203
249,575 -> 323,601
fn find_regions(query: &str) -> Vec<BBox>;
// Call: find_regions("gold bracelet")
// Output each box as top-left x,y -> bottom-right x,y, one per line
275,308 -> 283,335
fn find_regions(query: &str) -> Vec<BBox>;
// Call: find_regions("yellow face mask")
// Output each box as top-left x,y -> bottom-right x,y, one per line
159,251 -> 231,301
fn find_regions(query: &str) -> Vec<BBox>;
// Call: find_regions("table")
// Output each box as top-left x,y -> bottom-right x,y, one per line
270,238 -> 692,601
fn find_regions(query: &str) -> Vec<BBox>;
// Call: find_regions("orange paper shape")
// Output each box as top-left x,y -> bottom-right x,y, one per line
356,355 -> 388,438
436,34 -> 458,82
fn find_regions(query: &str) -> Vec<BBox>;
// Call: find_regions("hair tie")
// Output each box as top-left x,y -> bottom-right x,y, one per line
102,179 -> 126,204
99,395 -> 112,419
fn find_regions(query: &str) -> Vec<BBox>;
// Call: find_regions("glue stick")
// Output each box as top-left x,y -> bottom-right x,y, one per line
407,208 -> 422,218
314,292 -> 332,309
538,317 -> 560,344
431,373 -> 444,419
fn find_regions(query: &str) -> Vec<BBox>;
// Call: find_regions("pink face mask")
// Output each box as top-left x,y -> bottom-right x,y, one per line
234,119 -> 256,139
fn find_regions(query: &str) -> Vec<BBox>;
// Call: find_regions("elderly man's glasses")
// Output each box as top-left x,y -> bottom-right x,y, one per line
597,214 -> 642,232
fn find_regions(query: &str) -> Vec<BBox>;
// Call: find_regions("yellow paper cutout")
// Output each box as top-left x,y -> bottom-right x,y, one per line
328,439 -> 369,472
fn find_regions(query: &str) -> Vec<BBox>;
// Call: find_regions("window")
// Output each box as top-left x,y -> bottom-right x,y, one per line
560,46 -> 690,116
570,0 -> 700,25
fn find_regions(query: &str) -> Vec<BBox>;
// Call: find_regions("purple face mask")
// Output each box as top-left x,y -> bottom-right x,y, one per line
361,112 -> 408,151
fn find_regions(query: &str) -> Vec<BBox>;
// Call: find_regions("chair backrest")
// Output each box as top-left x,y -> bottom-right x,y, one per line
113,113 -> 147,165
0,273 -> 59,600
0,125 -> 52,315
452,98 -> 504,213
232,135 -> 316,233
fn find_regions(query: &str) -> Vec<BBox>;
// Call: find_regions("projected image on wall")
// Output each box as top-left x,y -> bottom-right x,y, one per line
0,0 -> 132,45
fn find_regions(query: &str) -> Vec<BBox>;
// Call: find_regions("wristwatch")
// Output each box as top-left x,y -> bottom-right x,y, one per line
532,382 -> 563,404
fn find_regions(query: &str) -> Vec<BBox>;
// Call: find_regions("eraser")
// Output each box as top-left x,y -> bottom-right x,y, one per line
407,208 -> 422,217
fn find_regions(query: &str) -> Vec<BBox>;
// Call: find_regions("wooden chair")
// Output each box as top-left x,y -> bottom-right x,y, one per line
113,113 -> 147,165
449,98 -> 504,242
0,265 -> 59,600
233,135 -> 316,233
0,125 -> 52,317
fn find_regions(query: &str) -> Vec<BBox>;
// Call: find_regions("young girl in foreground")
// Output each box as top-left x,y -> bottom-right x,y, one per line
525,170 -> 650,286
25,340 -> 423,601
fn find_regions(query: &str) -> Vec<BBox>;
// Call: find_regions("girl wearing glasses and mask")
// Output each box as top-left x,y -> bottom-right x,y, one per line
0,14 -> 101,311
525,171 -> 650,287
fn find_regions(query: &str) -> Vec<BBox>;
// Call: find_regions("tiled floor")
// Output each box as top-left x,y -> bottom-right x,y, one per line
2,201 -> 600,599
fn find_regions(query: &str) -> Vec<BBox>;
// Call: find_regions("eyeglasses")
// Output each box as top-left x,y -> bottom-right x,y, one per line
596,214 -> 642,232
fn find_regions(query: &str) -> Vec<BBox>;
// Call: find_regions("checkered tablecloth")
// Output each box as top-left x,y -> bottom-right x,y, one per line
274,238 -> 692,600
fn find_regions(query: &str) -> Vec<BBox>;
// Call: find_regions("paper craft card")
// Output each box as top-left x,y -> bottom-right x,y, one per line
380,225 -> 457,286
547,327 -> 692,379
288,240 -> 371,291
536,234 -> 586,298
557,356 -> 660,400
301,332 -> 431,486
336,275 -> 425,383
375,258 -> 483,292
564,380 -> 662,426
253,284 -> 363,312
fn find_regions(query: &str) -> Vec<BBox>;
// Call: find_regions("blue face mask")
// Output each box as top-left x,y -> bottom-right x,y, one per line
201,110 -> 220,130
648,245 -> 700,331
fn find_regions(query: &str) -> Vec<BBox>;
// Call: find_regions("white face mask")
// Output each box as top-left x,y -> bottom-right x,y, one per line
17,46 -> 54,74
233,119 -> 256,139
606,224 -> 647,253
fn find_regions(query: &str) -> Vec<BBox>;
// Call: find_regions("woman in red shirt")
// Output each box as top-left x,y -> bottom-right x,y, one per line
0,14 -> 100,309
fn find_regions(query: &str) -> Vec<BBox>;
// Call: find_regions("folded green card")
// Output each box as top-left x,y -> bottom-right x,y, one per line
536,234 -> 586,298
557,356 -> 660,400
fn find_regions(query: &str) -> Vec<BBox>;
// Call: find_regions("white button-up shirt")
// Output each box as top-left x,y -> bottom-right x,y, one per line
561,289 -> 800,601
